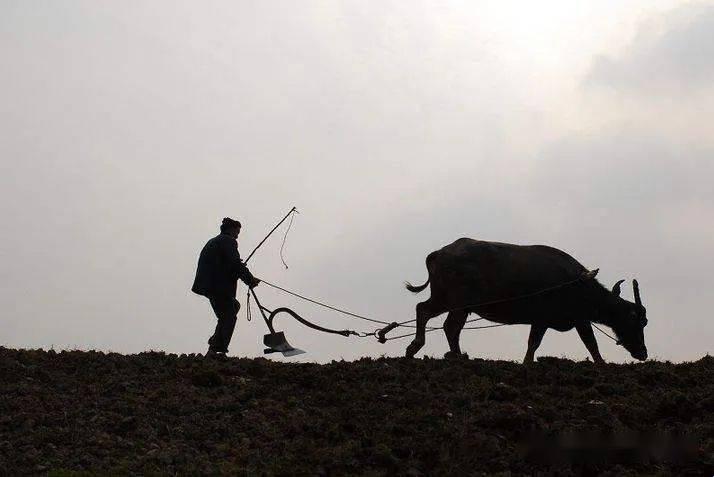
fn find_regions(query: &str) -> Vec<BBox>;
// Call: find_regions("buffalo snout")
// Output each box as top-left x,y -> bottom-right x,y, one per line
631,347 -> 647,361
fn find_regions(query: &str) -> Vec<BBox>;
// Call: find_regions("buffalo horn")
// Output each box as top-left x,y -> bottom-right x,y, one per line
612,279 -> 625,297
633,279 -> 642,306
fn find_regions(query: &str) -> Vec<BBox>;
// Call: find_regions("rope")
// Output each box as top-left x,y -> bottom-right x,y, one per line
258,272 -> 605,343
260,273 -> 593,327
257,278 -> 618,345
592,323 -> 619,343
383,322 -> 509,341
245,291 -> 252,321
259,279 -> 435,329
279,210 -> 296,269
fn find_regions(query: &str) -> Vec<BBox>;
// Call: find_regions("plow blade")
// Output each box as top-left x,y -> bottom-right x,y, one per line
263,332 -> 305,357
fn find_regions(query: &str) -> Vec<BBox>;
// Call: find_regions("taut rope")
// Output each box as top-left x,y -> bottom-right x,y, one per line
256,272 -> 610,342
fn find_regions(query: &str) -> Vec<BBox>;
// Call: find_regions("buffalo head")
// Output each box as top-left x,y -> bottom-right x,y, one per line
611,279 -> 648,361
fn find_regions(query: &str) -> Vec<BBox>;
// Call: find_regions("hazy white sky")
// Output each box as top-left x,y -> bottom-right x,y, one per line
2,1 -> 712,362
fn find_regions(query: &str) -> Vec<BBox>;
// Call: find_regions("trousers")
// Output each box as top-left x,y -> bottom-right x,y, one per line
207,296 -> 240,353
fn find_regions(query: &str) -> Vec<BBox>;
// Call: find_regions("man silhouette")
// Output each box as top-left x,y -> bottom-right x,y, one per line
192,217 -> 260,357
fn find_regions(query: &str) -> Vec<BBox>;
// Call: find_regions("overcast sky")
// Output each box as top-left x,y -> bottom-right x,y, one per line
2,1 -> 712,363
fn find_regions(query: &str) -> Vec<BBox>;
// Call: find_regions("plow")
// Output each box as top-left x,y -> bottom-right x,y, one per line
249,286 -> 369,357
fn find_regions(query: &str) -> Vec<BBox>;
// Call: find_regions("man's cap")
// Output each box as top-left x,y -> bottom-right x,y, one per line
221,217 -> 241,229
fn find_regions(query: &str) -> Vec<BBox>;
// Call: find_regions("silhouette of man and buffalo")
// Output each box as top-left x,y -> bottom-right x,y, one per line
193,220 -> 647,363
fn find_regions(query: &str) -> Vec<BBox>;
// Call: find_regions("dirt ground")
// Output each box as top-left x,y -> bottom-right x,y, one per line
1,347 -> 712,476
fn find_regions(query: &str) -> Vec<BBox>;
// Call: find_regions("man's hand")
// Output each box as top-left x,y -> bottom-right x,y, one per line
249,277 -> 261,289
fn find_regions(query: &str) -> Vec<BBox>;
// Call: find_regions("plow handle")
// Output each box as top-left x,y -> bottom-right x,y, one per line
250,288 -> 275,333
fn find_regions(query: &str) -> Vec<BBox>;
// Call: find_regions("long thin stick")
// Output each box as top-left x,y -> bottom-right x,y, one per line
245,207 -> 297,263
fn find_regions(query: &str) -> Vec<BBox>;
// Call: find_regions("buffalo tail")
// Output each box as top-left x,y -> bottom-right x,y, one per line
405,278 -> 430,293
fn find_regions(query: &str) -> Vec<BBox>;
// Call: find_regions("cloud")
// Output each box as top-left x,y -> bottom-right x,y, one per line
526,128 -> 714,288
530,130 -> 713,213
586,3 -> 714,93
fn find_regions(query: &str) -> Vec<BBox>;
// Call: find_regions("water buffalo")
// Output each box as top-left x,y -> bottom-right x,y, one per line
404,238 -> 648,363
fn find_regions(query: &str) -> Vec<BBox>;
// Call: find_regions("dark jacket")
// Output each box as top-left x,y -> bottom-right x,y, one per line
192,233 -> 256,298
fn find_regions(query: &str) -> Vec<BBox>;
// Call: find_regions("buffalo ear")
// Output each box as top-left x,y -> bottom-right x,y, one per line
584,269 -> 599,279
633,279 -> 642,306
612,279 -> 625,297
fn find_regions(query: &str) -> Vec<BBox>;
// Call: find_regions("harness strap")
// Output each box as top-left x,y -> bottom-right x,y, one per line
592,322 -> 620,344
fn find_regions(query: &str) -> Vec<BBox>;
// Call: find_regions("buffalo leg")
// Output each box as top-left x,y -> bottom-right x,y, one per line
443,310 -> 468,357
523,324 -> 547,364
405,299 -> 440,358
576,321 -> 605,364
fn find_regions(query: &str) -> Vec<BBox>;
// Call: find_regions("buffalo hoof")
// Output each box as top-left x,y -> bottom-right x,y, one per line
405,342 -> 421,358
444,351 -> 468,360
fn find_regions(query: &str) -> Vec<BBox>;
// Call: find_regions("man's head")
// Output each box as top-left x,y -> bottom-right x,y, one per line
220,217 -> 242,238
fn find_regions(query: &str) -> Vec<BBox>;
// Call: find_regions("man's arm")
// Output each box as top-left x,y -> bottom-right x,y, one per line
219,237 -> 259,287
